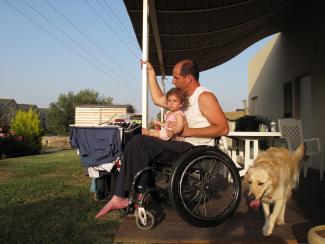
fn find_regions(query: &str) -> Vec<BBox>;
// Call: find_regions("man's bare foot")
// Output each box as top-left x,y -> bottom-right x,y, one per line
95,196 -> 129,218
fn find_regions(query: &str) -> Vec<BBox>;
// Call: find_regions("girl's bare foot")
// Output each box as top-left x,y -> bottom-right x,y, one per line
142,128 -> 149,135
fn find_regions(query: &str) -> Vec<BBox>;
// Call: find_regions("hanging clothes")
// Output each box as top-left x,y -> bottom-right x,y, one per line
70,127 -> 122,167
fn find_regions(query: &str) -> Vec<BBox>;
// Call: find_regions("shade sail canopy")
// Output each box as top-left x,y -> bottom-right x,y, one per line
123,0 -> 299,76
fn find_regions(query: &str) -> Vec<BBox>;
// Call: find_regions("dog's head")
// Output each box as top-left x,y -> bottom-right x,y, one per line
245,164 -> 272,201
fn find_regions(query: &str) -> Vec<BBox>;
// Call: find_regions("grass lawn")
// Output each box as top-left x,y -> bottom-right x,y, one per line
0,150 -> 121,243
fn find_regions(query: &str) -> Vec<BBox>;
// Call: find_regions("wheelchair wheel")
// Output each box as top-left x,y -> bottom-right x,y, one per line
169,146 -> 241,227
135,211 -> 155,230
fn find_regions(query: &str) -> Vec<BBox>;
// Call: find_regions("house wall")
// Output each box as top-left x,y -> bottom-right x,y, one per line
248,33 -> 283,119
248,2 -> 325,170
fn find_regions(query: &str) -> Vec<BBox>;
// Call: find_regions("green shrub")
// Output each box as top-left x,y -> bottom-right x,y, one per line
235,115 -> 271,150
1,136 -> 24,157
0,126 -> 9,156
6,109 -> 43,157
0,126 -> 24,158
235,115 -> 270,132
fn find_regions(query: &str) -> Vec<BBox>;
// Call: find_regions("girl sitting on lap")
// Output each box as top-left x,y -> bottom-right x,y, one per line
142,88 -> 188,141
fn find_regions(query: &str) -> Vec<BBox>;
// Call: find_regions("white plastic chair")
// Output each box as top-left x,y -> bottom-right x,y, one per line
278,118 -> 323,181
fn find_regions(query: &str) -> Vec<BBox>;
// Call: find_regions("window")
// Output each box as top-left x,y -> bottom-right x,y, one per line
283,81 -> 292,118
251,96 -> 258,115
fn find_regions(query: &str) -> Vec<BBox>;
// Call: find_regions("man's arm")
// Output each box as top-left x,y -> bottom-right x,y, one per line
173,113 -> 185,135
142,61 -> 167,108
182,91 -> 229,137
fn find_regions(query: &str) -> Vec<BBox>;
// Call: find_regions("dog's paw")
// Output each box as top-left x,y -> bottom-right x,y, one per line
276,218 -> 285,225
262,224 -> 273,236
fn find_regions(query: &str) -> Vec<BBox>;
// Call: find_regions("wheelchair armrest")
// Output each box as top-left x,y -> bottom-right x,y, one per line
124,123 -> 142,133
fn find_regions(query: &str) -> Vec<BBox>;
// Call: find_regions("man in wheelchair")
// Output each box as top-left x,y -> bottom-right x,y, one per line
95,59 -> 230,218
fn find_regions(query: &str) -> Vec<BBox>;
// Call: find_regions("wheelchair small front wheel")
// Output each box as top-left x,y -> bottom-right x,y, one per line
169,146 -> 241,227
135,211 -> 155,230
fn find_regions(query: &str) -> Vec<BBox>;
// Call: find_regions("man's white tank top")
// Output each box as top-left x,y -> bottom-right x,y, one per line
184,87 -> 215,146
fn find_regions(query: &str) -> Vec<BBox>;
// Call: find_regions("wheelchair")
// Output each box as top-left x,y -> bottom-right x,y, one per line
120,126 -> 241,230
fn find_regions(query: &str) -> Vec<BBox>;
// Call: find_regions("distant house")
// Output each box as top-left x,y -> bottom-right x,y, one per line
224,110 -> 246,121
74,105 -> 132,125
0,99 -> 17,127
224,100 -> 248,131
0,98 -> 42,128
224,110 -> 246,131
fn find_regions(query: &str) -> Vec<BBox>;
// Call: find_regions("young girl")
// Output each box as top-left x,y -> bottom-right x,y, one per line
142,88 -> 188,141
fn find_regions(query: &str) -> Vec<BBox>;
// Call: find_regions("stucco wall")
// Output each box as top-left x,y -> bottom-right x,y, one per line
248,2 -> 325,171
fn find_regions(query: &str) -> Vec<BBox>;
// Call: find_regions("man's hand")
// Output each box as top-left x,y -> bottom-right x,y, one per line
181,117 -> 190,137
164,119 -> 175,138
166,120 -> 176,130
166,129 -> 174,138
141,60 -> 154,73
167,116 -> 189,137
141,60 -> 167,108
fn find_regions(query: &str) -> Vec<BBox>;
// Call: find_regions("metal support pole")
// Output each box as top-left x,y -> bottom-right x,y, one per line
142,0 -> 149,128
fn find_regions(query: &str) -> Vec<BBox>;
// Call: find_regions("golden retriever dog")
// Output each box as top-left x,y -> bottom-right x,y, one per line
245,144 -> 305,236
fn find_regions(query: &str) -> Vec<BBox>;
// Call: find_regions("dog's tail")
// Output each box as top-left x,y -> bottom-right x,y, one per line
293,143 -> 305,166
292,143 -> 305,186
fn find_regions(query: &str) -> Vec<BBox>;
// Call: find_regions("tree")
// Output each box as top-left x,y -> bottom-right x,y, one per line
126,103 -> 136,113
45,89 -> 113,135
74,89 -> 113,105
46,102 -> 70,135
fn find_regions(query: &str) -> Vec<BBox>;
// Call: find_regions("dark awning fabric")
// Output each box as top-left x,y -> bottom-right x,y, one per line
123,0 -> 300,76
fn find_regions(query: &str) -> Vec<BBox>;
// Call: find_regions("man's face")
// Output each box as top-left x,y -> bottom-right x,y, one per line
172,64 -> 189,90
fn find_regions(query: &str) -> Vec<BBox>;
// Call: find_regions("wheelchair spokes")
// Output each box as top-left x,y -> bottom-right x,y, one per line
179,155 -> 238,220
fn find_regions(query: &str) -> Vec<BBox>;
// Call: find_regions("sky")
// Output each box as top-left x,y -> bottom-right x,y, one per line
0,0 -> 273,119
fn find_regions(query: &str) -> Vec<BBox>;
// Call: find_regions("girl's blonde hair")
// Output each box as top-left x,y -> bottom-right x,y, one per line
166,88 -> 189,109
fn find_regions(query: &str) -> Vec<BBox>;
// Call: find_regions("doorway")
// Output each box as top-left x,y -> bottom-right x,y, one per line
298,75 -> 312,138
